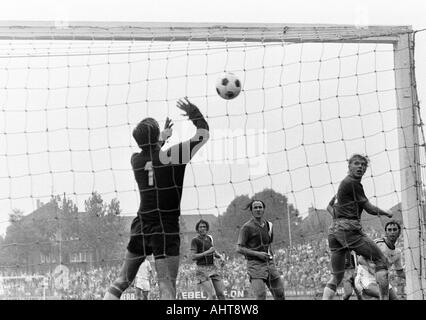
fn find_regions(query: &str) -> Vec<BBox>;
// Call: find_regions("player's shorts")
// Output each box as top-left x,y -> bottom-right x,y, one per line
127,214 -> 180,258
135,279 -> 150,291
246,260 -> 281,282
327,219 -> 387,272
328,218 -> 366,247
195,264 -> 221,284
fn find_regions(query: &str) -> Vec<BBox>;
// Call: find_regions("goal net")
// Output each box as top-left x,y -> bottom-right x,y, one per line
0,22 -> 424,300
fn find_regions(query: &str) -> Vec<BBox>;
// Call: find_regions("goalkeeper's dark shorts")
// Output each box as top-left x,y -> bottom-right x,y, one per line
127,214 -> 180,259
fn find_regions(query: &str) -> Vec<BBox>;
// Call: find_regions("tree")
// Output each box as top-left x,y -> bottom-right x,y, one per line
107,198 -> 121,216
298,207 -> 331,242
213,194 -> 251,255
1,193 -> 128,272
0,230 -> 8,267
8,208 -> 24,223
85,192 -> 106,217
0,234 -> 4,265
56,193 -> 126,268
60,194 -> 79,216
80,193 -> 127,266
102,198 -> 127,262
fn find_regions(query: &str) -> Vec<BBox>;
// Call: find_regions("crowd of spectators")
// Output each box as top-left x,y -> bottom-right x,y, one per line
0,265 -> 122,299
0,230 -> 405,300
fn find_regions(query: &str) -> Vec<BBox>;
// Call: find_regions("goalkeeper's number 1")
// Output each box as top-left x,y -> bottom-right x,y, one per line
144,161 -> 154,186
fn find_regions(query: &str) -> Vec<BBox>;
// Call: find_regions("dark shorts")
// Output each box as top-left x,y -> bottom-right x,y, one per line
127,215 -> 180,259
328,219 -> 387,274
195,264 -> 222,284
247,260 -> 281,282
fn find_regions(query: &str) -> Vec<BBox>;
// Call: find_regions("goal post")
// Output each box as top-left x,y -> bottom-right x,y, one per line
394,31 -> 426,300
0,21 -> 424,299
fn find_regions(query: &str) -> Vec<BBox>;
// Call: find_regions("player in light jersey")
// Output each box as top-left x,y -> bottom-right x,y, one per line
354,220 -> 405,300
134,259 -> 154,300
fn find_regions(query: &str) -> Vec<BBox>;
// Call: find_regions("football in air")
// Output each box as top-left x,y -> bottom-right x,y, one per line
215,72 -> 242,100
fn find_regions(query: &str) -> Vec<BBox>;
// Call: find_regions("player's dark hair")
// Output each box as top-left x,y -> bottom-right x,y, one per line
195,219 -> 209,232
245,199 -> 266,211
133,118 -> 160,151
348,154 -> 370,167
385,220 -> 401,233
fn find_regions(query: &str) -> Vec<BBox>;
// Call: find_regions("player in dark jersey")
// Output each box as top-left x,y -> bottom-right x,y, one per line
103,98 -> 209,300
236,200 -> 285,300
190,219 -> 226,300
326,196 -> 362,300
322,154 -> 393,300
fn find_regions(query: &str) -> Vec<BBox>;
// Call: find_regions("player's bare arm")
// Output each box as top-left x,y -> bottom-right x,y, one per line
161,98 -> 210,165
326,195 -> 336,216
191,246 -> 216,261
363,201 -> 393,218
159,117 -> 173,147
178,98 -> 210,157
177,97 -> 210,132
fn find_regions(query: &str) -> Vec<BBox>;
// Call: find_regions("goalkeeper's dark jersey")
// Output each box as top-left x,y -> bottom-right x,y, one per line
131,110 -> 209,224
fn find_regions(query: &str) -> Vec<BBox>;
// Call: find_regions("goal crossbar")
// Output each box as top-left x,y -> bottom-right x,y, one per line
0,21 -> 412,43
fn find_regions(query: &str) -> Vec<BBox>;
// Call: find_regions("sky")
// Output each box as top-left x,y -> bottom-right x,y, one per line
0,0 -> 425,237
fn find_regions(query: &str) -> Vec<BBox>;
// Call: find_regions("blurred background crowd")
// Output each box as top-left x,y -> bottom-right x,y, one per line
0,230 -> 405,300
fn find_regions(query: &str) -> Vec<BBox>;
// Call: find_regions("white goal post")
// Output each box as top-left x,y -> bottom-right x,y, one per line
0,21 -> 424,299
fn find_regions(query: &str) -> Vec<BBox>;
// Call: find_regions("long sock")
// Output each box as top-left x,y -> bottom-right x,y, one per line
375,270 -> 389,300
322,283 -> 337,300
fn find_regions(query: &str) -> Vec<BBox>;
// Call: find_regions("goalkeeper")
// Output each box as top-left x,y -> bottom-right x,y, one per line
104,98 -> 209,300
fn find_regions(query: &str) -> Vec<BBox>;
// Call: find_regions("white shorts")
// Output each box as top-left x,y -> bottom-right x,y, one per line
135,279 -> 150,291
